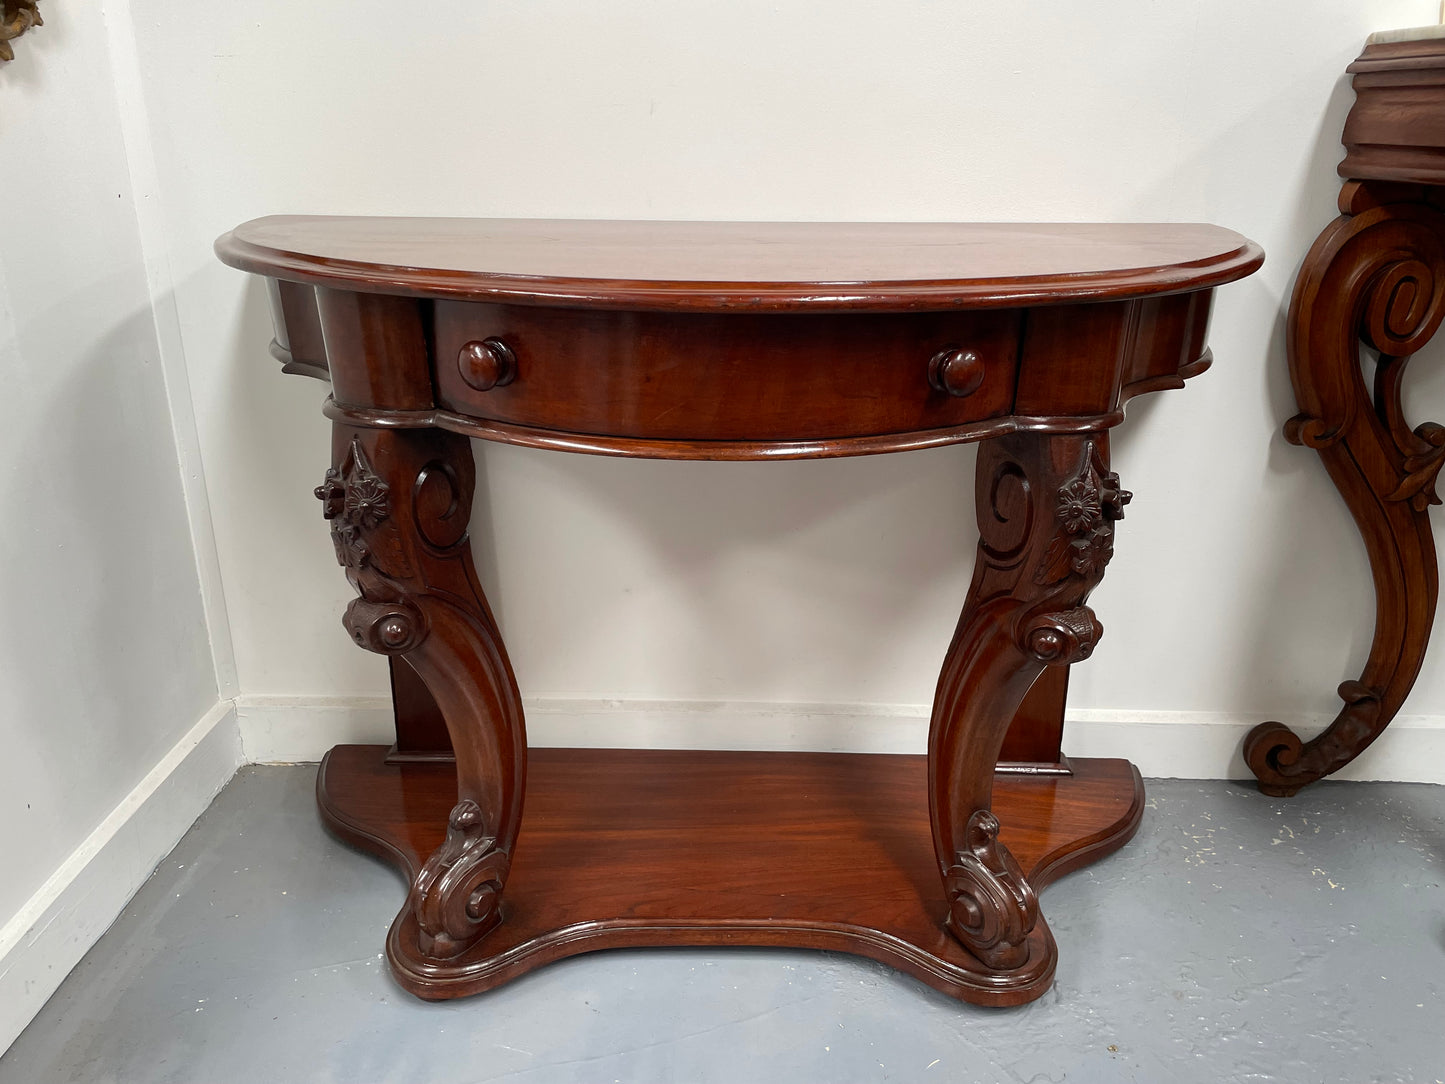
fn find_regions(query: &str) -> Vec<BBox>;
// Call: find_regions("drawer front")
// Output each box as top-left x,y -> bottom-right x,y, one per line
433,303 -> 1020,442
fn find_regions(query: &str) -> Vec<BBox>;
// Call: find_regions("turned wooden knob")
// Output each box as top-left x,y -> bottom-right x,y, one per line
928,347 -> 985,398
458,338 -> 517,392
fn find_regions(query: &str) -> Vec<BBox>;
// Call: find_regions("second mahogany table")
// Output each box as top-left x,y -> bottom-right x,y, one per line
217,218 -> 1262,1007
1246,31 -> 1445,795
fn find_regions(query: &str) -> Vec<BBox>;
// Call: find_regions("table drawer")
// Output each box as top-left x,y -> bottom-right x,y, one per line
433,302 -> 1019,442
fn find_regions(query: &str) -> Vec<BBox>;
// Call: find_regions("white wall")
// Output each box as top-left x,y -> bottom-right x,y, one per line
119,0 -> 1445,777
0,1 -> 240,1052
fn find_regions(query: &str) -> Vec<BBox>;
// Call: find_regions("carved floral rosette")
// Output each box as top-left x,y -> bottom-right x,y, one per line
315,440 -> 429,655
1033,442 -> 1131,590
1017,440 -> 1129,669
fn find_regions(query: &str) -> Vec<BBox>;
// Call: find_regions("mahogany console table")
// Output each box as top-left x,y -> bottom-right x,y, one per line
1245,32 -> 1445,795
217,218 -> 1262,1006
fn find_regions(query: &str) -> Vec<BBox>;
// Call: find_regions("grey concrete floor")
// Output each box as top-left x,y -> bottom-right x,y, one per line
2,767 -> 1442,1084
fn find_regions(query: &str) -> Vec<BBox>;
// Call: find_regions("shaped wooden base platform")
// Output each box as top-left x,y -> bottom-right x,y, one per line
317,745 -> 1143,1007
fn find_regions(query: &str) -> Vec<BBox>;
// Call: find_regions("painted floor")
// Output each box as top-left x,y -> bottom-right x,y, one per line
1,766 -> 1442,1084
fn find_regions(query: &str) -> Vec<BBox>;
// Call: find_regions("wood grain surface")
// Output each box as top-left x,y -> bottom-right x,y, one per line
318,745 -> 1144,1006
217,217 -> 1262,312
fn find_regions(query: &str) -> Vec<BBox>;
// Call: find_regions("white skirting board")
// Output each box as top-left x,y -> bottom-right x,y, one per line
236,694 -> 1445,785
0,702 -> 244,1055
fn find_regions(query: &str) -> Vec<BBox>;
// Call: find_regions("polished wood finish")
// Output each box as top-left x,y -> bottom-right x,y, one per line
931,433 -> 1128,968
999,667 -> 1072,769
218,218 -> 1261,312
314,424 -> 526,960
318,745 -> 1144,1005
289,288 -> 1228,462
1342,37 -> 1445,185
433,305 -> 1020,443
387,657 -> 453,762
1246,40 -> 1445,795
217,216 -> 1261,1005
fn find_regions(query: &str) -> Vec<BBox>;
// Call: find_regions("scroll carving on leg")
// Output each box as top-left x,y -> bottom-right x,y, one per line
931,433 -> 1128,973
944,810 -> 1039,970
1245,190 -> 1445,795
406,800 -> 510,958
316,426 -> 526,978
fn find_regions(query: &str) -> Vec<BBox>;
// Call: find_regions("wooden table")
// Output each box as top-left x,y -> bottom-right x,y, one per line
1245,32 -> 1445,795
217,218 -> 1262,1007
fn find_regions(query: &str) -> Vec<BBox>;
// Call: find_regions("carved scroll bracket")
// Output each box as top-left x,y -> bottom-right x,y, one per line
1247,195 -> 1445,795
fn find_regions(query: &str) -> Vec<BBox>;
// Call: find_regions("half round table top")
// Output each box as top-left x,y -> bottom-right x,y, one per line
216,217 -> 1264,312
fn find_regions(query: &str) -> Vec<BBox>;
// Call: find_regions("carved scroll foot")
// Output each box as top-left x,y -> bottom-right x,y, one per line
317,425 -> 526,965
1247,187 -> 1445,795
931,432 -> 1127,971
944,810 -> 1040,970
408,800 -> 511,958
1246,682 -> 1383,797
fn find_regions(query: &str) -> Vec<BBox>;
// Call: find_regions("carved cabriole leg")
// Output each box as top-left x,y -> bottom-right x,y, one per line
316,423 -> 526,962
930,431 -> 1129,970
1245,184 -> 1445,796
